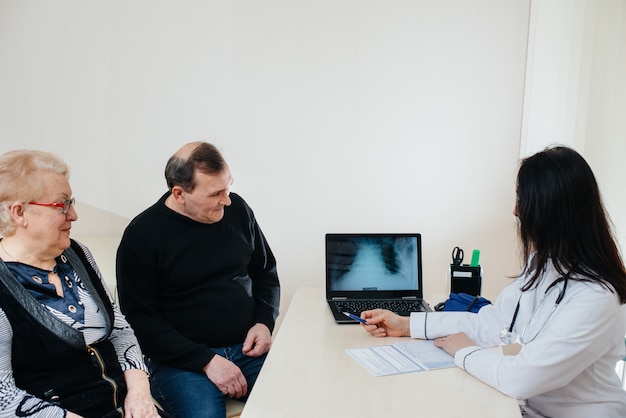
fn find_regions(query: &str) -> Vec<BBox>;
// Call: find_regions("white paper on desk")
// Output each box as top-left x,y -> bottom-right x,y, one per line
345,340 -> 455,377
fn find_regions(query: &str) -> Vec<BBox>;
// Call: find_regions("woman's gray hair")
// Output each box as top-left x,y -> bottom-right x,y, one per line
0,150 -> 69,237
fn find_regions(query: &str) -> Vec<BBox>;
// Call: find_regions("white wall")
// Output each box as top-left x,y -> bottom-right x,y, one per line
521,0 -> 626,255
583,0 -> 626,254
0,1 -> 531,313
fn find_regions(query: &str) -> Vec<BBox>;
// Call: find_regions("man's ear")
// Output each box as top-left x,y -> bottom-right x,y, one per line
170,186 -> 185,201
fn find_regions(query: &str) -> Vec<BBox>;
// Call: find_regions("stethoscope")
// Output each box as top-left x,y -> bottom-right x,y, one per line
500,273 -> 570,346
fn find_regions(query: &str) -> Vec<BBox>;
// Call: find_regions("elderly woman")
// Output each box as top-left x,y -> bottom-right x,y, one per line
0,150 -> 160,418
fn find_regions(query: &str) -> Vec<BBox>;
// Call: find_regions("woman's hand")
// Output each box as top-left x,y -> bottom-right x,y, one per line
123,369 -> 160,418
360,309 -> 411,337
433,332 -> 475,356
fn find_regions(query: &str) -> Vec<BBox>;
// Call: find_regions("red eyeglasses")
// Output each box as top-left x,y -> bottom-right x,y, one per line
27,197 -> 75,214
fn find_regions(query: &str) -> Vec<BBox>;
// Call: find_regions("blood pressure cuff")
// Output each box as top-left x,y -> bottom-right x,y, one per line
434,293 -> 491,313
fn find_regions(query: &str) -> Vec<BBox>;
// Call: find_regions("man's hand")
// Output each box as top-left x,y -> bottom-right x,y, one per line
203,355 -> 248,399
242,323 -> 271,357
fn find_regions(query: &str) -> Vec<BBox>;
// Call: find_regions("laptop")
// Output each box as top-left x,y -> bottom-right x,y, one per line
325,233 -> 431,324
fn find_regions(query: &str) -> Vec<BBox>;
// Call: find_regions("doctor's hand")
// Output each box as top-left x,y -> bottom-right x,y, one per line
203,355 -> 248,399
433,332 -> 475,356
360,309 -> 411,338
242,323 -> 272,357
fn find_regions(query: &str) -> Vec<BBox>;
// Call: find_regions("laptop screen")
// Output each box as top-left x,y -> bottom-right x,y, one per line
326,233 -> 421,292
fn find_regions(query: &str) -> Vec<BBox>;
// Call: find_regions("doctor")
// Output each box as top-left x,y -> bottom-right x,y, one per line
360,146 -> 626,418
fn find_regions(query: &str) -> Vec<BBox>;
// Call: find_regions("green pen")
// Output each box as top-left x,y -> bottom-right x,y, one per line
470,249 -> 480,266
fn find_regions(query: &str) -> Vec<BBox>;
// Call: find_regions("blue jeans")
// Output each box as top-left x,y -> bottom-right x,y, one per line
148,344 -> 266,418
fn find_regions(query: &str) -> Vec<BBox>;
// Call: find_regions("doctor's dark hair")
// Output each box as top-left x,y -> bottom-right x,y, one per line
516,145 -> 626,303
165,142 -> 226,192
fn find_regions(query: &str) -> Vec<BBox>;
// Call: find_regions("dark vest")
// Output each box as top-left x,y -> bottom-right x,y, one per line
0,240 -> 127,417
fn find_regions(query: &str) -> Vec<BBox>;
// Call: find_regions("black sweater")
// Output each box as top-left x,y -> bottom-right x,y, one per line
116,192 -> 280,373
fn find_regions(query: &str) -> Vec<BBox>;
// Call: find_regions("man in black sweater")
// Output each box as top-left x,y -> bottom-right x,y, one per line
116,142 -> 280,418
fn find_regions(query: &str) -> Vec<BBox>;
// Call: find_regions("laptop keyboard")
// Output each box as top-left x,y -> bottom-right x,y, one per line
335,299 -> 427,315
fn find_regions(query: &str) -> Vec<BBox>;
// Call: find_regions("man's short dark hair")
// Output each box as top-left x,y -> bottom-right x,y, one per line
165,143 -> 226,192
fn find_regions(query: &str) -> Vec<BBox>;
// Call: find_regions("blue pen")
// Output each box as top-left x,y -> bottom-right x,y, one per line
343,312 -> 368,324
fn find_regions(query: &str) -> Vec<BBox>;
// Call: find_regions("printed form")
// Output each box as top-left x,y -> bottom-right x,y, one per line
346,340 -> 455,377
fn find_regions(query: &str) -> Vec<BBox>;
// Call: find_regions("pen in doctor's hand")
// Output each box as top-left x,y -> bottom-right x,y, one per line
343,312 -> 368,324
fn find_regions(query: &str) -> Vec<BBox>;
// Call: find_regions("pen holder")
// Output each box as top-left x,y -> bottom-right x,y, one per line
449,264 -> 482,296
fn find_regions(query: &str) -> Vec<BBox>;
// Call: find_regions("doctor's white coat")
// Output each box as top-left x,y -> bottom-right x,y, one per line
411,262 -> 626,418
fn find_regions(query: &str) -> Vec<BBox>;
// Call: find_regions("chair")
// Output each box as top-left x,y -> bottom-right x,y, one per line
618,337 -> 626,388
226,399 -> 244,418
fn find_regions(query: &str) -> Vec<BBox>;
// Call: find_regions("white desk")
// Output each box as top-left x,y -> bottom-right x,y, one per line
241,287 -> 521,418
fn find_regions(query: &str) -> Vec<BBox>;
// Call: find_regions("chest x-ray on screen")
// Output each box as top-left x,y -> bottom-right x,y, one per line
327,236 -> 418,291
